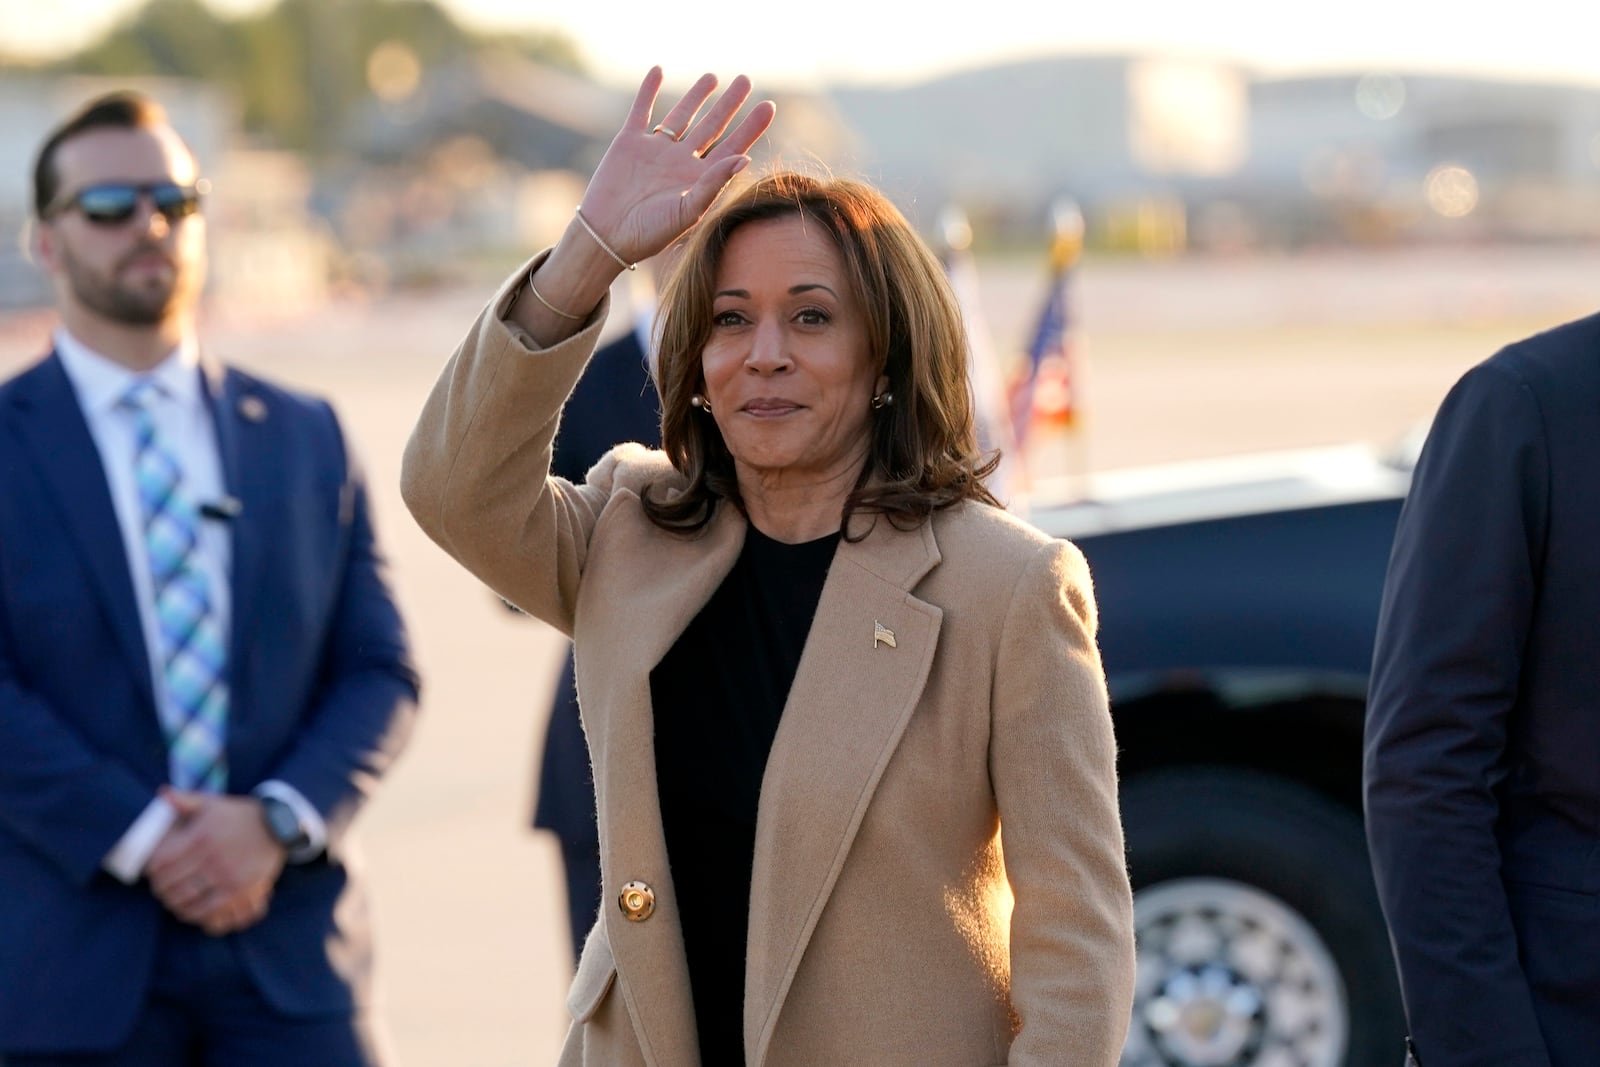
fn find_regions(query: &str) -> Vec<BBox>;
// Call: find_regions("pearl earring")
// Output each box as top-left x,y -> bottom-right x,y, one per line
690,394 -> 712,413
870,391 -> 894,410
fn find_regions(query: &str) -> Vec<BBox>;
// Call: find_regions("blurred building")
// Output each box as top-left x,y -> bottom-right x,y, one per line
328,50 -> 622,285
825,59 -> 1600,251
208,149 -> 334,314
345,49 -> 615,174
6,53 -> 1598,310
1233,73 -> 1600,245
326,52 -> 865,286
828,55 -> 1248,246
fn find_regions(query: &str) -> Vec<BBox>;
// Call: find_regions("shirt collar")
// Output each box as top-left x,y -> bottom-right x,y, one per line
55,328 -> 204,416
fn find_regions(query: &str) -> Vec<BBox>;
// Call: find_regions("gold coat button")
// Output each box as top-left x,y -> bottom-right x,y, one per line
618,881 -> 655,922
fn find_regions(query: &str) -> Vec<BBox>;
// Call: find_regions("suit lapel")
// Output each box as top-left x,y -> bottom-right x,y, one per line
743,516 -> 944,1066
202,360 -> 266,712
578,499 -> 747,1067
6,355 -> 152,705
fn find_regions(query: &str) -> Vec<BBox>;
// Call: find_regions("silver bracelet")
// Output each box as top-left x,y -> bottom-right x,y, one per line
573,206 -> 637,271
527,274 -> 582,320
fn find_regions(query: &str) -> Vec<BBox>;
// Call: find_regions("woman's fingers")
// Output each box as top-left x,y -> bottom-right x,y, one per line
704,99 -> 777,162
661,89 -> 775,241
625,66 -> 666,133
652,72 -> 719,144
682,74 -> 752,156
579,69 -> 775,263
679,155 -> 754,224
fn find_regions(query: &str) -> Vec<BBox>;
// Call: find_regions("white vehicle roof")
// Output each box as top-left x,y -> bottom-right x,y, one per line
1026,436 -> 1418,541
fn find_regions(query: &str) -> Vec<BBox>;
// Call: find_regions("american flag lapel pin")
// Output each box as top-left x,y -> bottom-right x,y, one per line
873,621 -> 896,649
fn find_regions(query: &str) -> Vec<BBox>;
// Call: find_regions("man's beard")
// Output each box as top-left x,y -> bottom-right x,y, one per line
61,240 -> 198,326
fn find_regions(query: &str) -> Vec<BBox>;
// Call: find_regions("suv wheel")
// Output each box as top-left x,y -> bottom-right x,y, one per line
1118,769 -> 1404,1067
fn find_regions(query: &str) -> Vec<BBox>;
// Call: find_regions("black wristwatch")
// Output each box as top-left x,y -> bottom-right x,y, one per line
258,795 -> 311,852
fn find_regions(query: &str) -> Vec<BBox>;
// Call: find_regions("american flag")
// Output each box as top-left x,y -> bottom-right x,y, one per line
1014,201 -> 1085,444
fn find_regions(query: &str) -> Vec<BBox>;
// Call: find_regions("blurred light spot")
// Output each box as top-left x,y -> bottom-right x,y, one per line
938,205 -> 972,252
1355,73 -> 1406,120
429,135 -> 498,188
1128,60 -> 1248,176
1425,164 -> 1479,218
367,41 -> 421,102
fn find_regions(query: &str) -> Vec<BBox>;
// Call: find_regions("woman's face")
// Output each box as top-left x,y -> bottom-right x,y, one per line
700,215 -> 885,490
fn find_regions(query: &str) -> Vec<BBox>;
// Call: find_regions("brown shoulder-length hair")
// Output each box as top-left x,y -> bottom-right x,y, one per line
645,171 -> 1000,537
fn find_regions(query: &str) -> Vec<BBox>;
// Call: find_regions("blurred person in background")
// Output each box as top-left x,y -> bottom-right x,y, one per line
1366,310 -> 1600,1067
0,92 -> 419,1066
403,68 -> 1133,1066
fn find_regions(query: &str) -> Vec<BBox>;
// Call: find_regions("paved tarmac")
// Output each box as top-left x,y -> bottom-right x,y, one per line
3,244 -> 1596,1065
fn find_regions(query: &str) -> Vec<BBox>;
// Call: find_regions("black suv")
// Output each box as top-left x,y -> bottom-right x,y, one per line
1029,432 -> 1423,1067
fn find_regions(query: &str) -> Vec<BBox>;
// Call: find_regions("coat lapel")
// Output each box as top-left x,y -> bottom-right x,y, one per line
6,355 -> 152,705
743,516 -> 944,1066
577,499 -> 747,1067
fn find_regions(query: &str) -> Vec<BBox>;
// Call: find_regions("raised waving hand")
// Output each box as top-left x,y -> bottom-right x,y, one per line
584,68 -> 774,263
517,68 -> 775,344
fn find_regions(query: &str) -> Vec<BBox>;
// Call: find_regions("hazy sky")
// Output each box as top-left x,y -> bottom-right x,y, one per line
6,0 -> 1599,90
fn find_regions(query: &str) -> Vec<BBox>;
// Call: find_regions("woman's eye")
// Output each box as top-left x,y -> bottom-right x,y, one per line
795,308 -> 830,325
712,310 -> 746,327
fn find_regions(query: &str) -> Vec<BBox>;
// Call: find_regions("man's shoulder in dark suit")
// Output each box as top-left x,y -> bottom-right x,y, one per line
551,329 -> 661,484
1481,308 -> 1600,393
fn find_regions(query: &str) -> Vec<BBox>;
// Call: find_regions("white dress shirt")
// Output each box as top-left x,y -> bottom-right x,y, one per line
54,330 -> 325,881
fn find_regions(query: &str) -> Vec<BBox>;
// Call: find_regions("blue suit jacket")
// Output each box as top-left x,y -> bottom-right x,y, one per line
1365,312 -> 1600,1067
0,352 -> 419,1054
532,327 -> 659,847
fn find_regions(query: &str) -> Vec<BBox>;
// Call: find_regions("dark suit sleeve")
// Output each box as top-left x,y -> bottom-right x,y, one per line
1364,360 -> 1552,1067
266,405 -> 420,849
0,625 -> 153,884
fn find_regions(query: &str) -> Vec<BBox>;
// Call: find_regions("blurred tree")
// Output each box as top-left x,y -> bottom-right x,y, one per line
50,0 -> 585,153
70,0 -> 238,81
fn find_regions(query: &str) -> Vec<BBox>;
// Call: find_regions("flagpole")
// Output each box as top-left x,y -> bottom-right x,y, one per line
1053,199 -> 1090,499
938,204 -> 1028,513
1019,197 -> 1090,498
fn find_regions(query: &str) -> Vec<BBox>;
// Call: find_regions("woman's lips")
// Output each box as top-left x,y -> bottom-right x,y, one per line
740,398 -> 801,416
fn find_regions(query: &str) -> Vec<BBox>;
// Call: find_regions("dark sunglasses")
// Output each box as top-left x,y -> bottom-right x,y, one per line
48,179 -> 208,226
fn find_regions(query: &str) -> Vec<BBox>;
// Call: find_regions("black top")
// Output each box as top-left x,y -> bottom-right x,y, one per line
650,524 -> 840,1066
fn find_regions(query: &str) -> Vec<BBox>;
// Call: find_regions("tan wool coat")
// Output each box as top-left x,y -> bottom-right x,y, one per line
402,267 -> 1136,1067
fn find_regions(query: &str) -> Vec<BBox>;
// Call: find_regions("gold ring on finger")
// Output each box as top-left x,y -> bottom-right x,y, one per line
652,124 -> 684,141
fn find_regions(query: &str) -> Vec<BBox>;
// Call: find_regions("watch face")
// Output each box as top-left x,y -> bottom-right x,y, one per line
262,798 -> 306,848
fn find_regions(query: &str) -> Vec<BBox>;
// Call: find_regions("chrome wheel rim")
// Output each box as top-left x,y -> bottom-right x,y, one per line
1121,877 -> 1348,1067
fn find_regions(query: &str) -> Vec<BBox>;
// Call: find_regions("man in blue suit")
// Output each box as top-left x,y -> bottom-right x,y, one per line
0,92 -> 419,1064
1365,312 -> 1600,1066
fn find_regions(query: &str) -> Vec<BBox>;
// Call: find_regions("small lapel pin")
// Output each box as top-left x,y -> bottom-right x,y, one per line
873,621 -> 896,649
238,395 -> 267,422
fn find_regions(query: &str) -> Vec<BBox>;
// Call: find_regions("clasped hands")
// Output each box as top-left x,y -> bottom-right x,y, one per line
145,787 -> 286,937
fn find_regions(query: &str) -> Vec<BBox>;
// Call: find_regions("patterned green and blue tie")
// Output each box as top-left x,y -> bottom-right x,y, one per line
120,379 -> 228,792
